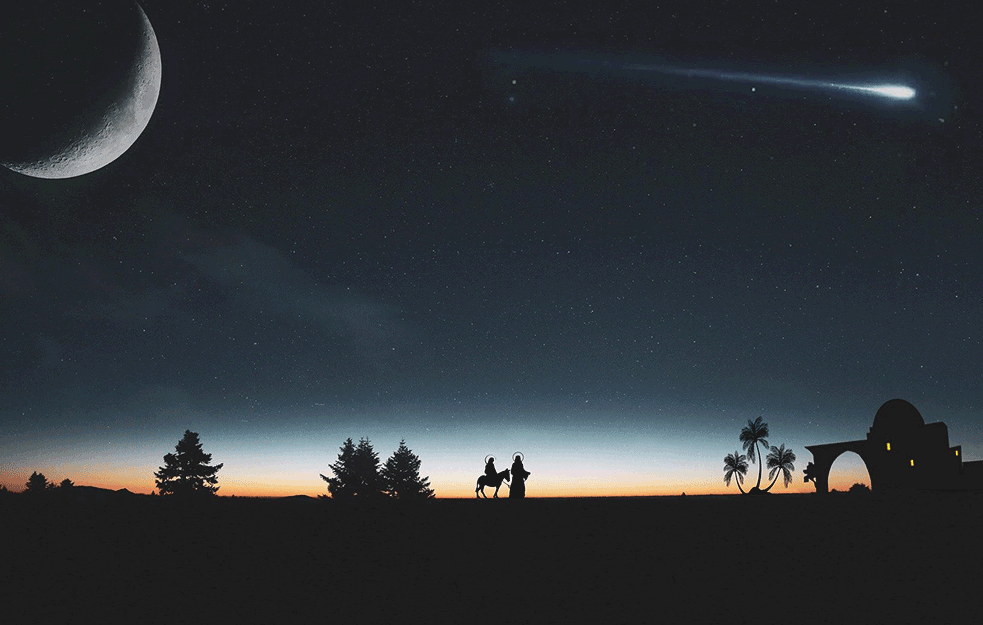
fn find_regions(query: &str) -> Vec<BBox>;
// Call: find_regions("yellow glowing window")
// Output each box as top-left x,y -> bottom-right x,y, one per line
910,459 -> 915,467
886,442 -> 891,451
956,450 -> 960,456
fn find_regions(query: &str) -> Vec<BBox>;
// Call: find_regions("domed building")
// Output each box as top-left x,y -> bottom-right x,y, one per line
804,399 -> 983,493
871,398 -> 925,433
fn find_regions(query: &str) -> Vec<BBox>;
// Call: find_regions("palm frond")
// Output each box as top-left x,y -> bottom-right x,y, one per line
741,440 -> 756,461
740,417 -> 770,459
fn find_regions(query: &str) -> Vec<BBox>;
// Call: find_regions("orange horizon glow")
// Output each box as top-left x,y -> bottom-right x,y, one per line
0,471 -> 825,498
0,449 -> 868,498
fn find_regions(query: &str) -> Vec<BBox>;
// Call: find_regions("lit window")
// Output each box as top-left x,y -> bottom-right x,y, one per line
956,449 -> 960,457
910,459 -> 915,467
886,442 -> 891,451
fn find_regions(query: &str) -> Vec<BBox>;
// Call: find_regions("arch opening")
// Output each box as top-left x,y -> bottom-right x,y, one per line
827,451 -> 871,493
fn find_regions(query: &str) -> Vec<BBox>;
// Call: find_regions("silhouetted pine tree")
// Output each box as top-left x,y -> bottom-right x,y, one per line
321,437 -> 384,499
59,478 -> 74,489
321,438 -> 357,499
25,471 -> 50,494
381,439 -> 435,500
154,430 -> 224,497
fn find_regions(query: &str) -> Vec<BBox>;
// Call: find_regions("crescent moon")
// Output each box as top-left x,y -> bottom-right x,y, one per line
1,2 -> 161,179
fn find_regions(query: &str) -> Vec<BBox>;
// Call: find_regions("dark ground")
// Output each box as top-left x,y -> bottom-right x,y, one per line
3,492 -> 981,623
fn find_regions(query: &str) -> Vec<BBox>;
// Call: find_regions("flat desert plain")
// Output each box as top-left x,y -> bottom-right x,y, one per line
4,492 -> 981,622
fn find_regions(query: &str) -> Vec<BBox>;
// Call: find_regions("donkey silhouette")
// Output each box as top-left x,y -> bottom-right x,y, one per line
476,469 -> 510,498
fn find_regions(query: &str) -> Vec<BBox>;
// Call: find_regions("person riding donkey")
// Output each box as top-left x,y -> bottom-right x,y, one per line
476,455 -> 510,498
485,456 -> 497,479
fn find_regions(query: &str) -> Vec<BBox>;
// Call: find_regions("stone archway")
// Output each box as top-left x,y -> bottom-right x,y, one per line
804,440 -> 872,494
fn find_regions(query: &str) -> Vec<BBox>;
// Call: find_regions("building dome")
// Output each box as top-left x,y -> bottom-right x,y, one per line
871,399 -> 924,433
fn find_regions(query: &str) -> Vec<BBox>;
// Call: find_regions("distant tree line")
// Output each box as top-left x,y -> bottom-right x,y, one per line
5,430 -> 435,500
0,472 -> 77,497
26,472 -> 73,493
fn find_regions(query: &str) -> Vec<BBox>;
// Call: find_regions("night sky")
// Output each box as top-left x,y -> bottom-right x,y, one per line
2,1 -> 981,497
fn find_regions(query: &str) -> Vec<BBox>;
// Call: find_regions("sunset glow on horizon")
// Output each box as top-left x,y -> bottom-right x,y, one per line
0,402 -> 933,498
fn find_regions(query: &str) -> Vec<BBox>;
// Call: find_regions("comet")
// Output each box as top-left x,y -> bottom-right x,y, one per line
488,50 -> 942,117
621,63 -> 917,101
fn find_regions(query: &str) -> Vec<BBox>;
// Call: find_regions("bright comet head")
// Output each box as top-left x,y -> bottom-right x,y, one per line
863,85 -> 917,100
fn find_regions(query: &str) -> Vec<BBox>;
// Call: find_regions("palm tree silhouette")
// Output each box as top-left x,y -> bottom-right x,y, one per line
723,451 -> 749,494
762,444 -> 796,492
739,417 -> 770,490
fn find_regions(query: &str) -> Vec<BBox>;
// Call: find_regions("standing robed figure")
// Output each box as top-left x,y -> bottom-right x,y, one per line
509,452 -> 530,498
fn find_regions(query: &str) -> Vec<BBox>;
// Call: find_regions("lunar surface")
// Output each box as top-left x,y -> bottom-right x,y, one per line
0,2 -> 161,179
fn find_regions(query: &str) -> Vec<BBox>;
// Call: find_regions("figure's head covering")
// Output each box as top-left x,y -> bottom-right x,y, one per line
513,451 -> 524,462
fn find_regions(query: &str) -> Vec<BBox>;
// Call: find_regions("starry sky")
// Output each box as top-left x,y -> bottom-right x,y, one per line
2,1 -> 981,497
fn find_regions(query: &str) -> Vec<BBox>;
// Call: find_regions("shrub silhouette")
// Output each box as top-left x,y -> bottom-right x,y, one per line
803,462 -> 818,485
154,430 -> 224,497
849,483 -> 871,494
381,439 -> 435,500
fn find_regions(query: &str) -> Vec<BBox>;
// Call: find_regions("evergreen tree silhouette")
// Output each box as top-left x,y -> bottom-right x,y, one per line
25,471 -> 50,494
59,478 -> 74,489
352,437 -> 384,498
154,430 -> 224,497
321,437 -> 384,499
321,438 -> 357,499
381,439 -> 435,500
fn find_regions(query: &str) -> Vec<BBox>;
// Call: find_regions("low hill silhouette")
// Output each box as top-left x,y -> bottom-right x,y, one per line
58,485 -> 141,501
